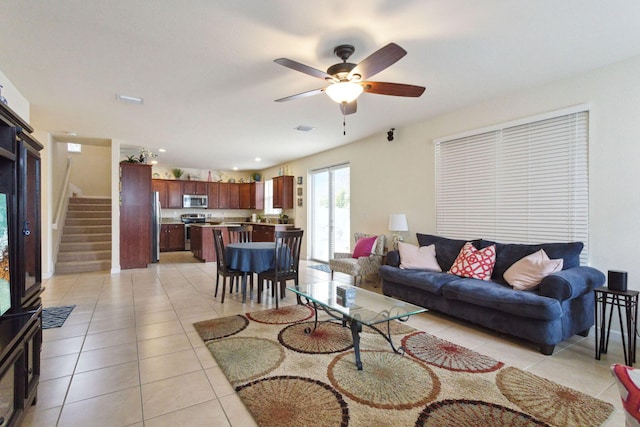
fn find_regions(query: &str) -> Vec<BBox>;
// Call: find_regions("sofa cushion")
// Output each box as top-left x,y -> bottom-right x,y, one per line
448,242 -> 496,280
398,242 -> 441,271
379,265 -> 459,296
416,234 -> 481,272
442,278 -> 563,320
479,240 -> 583,282
504,249 -> 563,290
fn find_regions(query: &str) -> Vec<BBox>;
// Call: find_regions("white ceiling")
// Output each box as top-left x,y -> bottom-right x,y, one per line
1,1 -> 640,170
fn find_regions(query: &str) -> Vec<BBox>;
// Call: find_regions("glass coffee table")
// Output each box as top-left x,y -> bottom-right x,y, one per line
288,281 -> 427,370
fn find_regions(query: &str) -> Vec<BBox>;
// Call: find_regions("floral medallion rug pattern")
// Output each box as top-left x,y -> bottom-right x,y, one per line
193,305 -> 614,427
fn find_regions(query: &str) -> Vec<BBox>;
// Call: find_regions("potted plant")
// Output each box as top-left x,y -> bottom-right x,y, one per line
122,155 -> 139,163
172,168 -> 184,179
279,213 -> 289,224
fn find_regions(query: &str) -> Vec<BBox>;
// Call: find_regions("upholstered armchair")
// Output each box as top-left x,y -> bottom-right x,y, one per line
329,232 -> 386,286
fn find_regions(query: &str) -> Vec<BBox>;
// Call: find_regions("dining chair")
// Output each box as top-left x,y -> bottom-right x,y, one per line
228,225 -> 253,243
257,229 -> 304,308
213,228 -> 244,303
227,225 -> 254,293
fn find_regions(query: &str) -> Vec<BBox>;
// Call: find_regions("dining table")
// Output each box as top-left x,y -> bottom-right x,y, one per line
225,242 -> 277,303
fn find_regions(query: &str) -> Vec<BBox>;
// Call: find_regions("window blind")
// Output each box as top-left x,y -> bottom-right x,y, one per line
435,108 -> 589,264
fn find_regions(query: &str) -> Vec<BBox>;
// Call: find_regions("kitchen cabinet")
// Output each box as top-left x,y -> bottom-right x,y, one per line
218,183 -> 240,209
240,182 -> 263,209
207,182 -> 219,208
152,179 -> 182,209
120,163 -> 152,269
273,175 -> 294,209
182,181 -> 207,195
0,102 -> 43,426
191,225 -> 231,262
252,224 -> 291,242
160,223 -> 185,252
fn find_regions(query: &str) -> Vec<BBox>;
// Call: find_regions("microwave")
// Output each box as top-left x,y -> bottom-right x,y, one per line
183,194 -> 208,209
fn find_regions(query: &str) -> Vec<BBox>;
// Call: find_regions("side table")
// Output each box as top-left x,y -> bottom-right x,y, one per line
594,286 -> 639,366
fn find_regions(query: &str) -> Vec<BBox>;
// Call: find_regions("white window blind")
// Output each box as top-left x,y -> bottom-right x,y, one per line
263,179 -> 282,215
435,107 -> 589,263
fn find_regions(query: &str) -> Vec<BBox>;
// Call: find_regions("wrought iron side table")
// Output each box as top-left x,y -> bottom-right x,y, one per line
594,286 -> 639,366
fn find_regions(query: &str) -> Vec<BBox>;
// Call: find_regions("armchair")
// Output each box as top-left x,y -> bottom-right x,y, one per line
329,232 -> 386,286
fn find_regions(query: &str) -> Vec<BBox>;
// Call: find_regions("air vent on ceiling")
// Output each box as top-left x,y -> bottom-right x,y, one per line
295,125 -> 314,132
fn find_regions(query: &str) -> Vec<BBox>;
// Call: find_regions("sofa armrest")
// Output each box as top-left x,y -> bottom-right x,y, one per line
385,250 -> 401,267
333,252 -> 352,259
538,266 -> 605,301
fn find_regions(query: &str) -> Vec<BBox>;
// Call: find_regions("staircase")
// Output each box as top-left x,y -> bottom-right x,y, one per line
56,197 -> 112,274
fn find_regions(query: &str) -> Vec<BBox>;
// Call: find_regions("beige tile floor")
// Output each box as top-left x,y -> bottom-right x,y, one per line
24,252 -> 627,426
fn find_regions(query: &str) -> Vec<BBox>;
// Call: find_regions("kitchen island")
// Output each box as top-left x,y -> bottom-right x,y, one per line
190,222 -> 294,262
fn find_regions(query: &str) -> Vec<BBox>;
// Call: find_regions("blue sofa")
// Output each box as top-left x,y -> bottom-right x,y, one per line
379,234 -> 605,354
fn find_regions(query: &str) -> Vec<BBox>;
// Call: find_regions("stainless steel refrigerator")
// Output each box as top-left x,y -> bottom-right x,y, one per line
151,192 -> 161,262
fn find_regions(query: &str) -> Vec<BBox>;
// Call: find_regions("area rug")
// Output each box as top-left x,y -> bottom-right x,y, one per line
309,264 -> 331,273
194,306 -> 614,427
42,305 -> 76,329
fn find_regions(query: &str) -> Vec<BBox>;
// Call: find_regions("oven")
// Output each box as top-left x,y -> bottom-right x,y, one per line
180,213 -> 206,251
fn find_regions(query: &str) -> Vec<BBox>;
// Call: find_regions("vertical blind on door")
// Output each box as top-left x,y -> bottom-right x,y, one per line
434,107 -> 589,263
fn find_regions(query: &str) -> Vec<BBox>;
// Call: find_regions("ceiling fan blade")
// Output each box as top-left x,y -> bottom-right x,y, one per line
339,101 -> 357,115
362,81 -> 425,97
274,58 -> 333,81
348,43 -> 407,81
275,87 -> 325,102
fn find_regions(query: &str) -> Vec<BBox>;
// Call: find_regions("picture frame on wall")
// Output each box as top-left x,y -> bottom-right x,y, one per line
297,176 -> 303,185
297,187 -> 303,196
297,197 -> 303,207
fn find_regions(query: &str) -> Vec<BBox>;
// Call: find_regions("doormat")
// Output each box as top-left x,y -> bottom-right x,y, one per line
194,306 -> 614,426
308,264 -> 331,273
42,305 -> 76,329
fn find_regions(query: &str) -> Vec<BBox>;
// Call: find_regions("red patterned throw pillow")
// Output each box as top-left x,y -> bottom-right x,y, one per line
448,242 -> 496,280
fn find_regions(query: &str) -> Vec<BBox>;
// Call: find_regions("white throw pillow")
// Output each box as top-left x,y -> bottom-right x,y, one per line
504,249 -> 563,290
398,242 -> 441,271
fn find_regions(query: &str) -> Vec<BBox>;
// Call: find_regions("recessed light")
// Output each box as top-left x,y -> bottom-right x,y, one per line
64,131 -> 77,137
255,157 -> 262,162
233,166 -> 238,171
151,160 -> 158,165
158,148 -> 166,153
295,125 -> 315,132
115,94 -> 144,104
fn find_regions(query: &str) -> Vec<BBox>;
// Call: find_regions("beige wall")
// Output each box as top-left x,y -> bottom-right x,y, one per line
68,144 -> 111,197
281,54 -> 640,289
0,69 -> 29,121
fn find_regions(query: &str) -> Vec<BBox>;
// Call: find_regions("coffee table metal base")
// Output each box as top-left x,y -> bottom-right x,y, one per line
303,300 -> 407,370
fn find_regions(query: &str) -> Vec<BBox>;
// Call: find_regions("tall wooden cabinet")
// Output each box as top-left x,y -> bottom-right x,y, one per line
120,163 -> 152,269
0,103 -> 43,426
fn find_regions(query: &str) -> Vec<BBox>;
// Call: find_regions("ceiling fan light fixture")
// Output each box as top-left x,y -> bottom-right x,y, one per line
325,81 -> 363,104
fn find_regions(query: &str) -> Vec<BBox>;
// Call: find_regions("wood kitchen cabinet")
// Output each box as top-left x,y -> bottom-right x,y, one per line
160,223 -> 185,252
246,182 -> 264,209
152,179 -> 183,209
273,175 -> 294,209
207,182 -> 219,208
182,181 -> 207,195
120,163 -> 152,269
218,182 -> 240,209
252,224 -> 291,242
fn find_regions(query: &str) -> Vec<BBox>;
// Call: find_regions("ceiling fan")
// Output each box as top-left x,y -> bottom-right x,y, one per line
274,43 -> 426,115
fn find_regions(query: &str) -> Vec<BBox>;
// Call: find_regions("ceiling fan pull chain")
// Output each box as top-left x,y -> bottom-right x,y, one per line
343,114 -> 346,135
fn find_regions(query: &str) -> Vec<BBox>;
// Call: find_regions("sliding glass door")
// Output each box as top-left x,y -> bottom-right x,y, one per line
310,163 -> 350,263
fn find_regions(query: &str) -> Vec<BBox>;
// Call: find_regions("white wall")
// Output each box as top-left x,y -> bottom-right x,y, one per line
282,54 -> 640,289
0,69 -> 29,121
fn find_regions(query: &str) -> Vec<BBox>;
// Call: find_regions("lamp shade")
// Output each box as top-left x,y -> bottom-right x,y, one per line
388,214 -> 408,232
325,81 -> 364,104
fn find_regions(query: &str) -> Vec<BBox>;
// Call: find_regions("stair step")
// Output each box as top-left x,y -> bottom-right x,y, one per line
67,210 -> 111,219
69,197 -> 111,205
63,225 -> 111,234
65,218 -> 112,227
61,233 -> 111,243
59,241 -> 111,252
68,204 -> 111,212
55,260 -> 112,275
57,250 -> 111,262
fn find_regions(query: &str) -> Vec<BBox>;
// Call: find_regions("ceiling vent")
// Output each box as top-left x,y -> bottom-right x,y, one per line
295,125 -> 314,132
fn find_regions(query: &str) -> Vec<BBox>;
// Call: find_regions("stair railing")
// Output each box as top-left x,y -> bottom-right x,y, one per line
52,156 -> 73,230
